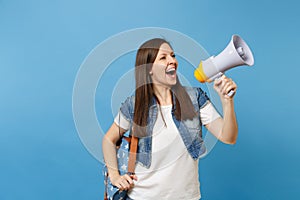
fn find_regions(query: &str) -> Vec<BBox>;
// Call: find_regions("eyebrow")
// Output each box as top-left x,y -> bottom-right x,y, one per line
158,52 -> 174,56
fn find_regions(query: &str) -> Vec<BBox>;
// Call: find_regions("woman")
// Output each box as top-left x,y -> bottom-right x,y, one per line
102,38 -> 238,199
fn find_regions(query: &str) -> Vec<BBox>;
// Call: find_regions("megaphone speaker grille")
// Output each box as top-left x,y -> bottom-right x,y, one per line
232,35 -> 254,66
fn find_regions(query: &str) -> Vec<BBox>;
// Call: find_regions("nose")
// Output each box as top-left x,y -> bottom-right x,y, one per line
167,55 -> 176,65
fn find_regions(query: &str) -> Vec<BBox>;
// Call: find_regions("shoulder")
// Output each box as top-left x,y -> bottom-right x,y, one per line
183,86 -> 209,108
122,95 -> 135,106
119,95 -> 135,121
183,86 -> 205,97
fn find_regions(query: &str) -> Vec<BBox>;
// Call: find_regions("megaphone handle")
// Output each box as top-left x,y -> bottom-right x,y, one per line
227,90 -> 235,97
214,73 -> 235,97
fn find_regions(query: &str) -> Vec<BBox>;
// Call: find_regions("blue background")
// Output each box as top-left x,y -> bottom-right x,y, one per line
1,0 -> 299,199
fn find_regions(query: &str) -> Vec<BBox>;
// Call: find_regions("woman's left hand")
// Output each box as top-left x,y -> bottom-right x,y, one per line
213,75 -> 237,101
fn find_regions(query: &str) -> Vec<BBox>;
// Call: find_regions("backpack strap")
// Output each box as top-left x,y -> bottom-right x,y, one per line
127,135 -> 138,174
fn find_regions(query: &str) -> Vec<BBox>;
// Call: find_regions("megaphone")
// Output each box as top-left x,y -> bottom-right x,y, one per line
194,34 -> 254,96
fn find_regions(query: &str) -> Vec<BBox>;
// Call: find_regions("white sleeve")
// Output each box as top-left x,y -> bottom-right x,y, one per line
114,111 -> 131,130
200,101 -> 221,125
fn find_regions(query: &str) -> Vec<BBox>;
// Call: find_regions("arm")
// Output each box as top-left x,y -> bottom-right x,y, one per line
205,75 -> 238,144
102,122 -> 137,190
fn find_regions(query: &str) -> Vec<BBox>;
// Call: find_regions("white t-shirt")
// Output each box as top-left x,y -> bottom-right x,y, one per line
114,101 -> 220,200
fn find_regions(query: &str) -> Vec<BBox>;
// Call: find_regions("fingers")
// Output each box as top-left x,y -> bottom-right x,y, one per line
221,78 -> 236,95
214,76 -> 222,86
111,174 -> 137,191
214,75 -> 237,98
130,174 -> 138,181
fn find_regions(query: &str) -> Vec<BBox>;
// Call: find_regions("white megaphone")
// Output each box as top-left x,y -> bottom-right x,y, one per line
194,34 -> 254,96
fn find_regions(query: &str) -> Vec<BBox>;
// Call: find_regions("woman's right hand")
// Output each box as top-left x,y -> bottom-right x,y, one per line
110,174 -> 138,191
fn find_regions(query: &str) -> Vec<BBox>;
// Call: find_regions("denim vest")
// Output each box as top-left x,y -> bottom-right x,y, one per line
119,87 -> 209,168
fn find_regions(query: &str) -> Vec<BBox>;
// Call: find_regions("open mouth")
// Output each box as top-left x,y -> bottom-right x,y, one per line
165,68 -> 176,76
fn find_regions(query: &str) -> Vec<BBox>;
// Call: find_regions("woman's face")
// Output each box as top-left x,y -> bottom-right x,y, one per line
150,43 -> 178,87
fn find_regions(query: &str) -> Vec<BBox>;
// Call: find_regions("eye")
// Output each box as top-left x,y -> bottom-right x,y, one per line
160,56 -> 166,60
171,54 -> 176,58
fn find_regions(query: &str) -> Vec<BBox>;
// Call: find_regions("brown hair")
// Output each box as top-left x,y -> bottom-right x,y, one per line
133,38 -> 196,137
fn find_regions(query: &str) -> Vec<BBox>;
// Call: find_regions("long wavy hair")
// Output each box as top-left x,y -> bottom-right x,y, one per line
133,38 -> 196,138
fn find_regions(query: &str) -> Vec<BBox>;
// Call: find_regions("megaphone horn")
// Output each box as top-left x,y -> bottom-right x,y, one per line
194,34 -> 254,83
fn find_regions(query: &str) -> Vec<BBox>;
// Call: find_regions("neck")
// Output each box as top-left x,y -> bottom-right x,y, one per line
153,84 -> 172,106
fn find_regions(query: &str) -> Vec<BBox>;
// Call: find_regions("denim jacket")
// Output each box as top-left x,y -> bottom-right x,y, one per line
119,86 -> 210,168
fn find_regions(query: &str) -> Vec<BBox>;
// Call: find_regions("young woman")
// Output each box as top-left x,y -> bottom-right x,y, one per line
102,38 -> 238,200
